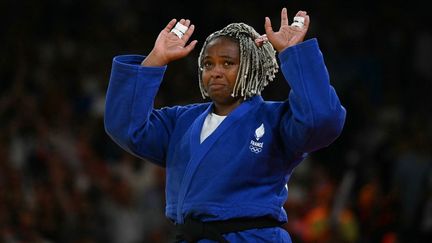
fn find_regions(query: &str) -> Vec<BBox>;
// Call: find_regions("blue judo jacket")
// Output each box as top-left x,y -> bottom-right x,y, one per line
104,38 -> 346,242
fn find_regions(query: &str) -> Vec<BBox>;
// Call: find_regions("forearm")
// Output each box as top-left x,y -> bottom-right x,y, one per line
104,54 -> 166,153
279,38 -> 346,152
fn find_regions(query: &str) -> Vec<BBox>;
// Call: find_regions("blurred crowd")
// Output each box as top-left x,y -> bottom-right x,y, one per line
0,0 -> 431,242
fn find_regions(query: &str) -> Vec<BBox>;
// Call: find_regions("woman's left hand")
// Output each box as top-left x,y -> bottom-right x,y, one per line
264,8 -> 310,52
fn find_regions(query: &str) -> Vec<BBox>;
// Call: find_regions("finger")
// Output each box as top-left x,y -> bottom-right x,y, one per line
183,40 -> 198,54
179,18 -> 191,28
177,19 -> 190,34
169,19 -> 190,39
281,7 -> 289,26
295,10 -> 305,17
291,11 -> 308,30
293,11 -> 309,30
255,38 -> 264,47
164,18 -> 177,33
181,24 -> 195,41
303,14 -> 310,29
177,18 -> 187,33
264,17 -> 274,37
184,19 -> 191,27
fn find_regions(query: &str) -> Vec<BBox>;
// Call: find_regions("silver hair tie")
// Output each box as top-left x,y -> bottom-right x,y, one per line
171,22 -> 188,38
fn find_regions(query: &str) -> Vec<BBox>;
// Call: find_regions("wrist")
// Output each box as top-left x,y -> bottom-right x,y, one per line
141,51 -> 168,67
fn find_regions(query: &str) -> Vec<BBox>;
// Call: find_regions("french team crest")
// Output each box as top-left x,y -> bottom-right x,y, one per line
250,123 -> 265,153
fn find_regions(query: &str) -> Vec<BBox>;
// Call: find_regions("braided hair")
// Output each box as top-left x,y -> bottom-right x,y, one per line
198,23 -> 279,99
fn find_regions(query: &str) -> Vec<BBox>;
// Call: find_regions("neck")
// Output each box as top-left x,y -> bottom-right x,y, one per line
212,99 -> 242,116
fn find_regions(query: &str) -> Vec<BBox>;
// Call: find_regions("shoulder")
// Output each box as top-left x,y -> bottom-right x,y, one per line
259,99 -> 288,111
159,102 -> 211,117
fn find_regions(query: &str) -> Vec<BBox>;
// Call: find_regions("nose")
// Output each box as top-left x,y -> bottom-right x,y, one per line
209,64 -> 224,78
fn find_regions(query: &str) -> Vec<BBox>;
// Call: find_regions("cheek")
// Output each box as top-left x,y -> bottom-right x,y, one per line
227,70 -> 239,87
201,73 -> 210,88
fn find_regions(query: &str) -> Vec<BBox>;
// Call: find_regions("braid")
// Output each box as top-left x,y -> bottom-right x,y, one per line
198,23 -> 279,99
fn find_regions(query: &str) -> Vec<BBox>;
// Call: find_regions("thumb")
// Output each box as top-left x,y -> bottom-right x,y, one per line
183,40 -> 198,55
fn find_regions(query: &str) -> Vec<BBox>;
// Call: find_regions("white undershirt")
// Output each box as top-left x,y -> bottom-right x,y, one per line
200,113 -> 227,143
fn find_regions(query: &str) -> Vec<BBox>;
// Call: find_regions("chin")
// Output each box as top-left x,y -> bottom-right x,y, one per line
210,94 -> 241,104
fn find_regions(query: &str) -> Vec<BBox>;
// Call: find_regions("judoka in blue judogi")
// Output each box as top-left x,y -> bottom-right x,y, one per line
104,8 -> 346,242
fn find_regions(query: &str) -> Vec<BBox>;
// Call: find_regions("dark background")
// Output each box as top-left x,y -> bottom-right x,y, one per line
1,0 -> 431,242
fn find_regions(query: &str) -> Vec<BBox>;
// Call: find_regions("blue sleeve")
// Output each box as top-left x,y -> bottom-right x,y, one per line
104,54 -> 175,166
278,38 -> 346,154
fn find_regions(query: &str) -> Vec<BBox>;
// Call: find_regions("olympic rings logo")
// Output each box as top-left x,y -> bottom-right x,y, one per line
249,145 -> 262,154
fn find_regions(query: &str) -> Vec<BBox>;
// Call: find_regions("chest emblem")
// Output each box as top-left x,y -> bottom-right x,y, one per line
250,123 -> 265,154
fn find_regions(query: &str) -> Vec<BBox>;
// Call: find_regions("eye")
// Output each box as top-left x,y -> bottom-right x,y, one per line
223,61 -> 234,68
202,61 -> 214,71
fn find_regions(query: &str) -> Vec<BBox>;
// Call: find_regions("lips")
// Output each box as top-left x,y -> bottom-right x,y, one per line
209,83 -> 225,89
208,81 -> 226,91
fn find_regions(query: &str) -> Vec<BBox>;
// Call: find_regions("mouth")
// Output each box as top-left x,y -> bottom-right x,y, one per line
208,82 -> 226,91
209,83 -> 225,89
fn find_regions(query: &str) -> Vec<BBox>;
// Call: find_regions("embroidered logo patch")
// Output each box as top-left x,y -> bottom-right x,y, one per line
254,123 -> 265,140
250,123 -> 265,154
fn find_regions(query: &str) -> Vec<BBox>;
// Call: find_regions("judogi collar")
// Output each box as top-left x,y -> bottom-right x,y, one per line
176,95 -> 264,223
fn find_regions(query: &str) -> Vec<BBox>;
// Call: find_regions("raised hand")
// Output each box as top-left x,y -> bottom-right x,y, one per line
142,18 -> 198,67
264,8 -> 310,52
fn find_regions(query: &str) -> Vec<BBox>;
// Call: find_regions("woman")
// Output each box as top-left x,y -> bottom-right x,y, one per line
104,7 -> 346,243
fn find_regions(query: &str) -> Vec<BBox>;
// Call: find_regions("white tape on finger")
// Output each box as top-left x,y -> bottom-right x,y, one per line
171,28 -> 184,38
291,16 -> 305,28
174,22 -> 188,33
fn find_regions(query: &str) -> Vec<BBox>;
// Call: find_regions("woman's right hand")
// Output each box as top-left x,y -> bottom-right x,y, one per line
141,18 -> 197,67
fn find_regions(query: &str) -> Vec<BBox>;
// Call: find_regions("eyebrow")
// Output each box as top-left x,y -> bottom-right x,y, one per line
203,55 -> 237,60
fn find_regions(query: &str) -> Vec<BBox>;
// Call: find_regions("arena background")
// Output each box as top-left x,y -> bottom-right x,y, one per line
0,0 -> 430,242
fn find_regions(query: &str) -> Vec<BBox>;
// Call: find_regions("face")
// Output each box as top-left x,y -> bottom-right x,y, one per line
201,36 -> 241,106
